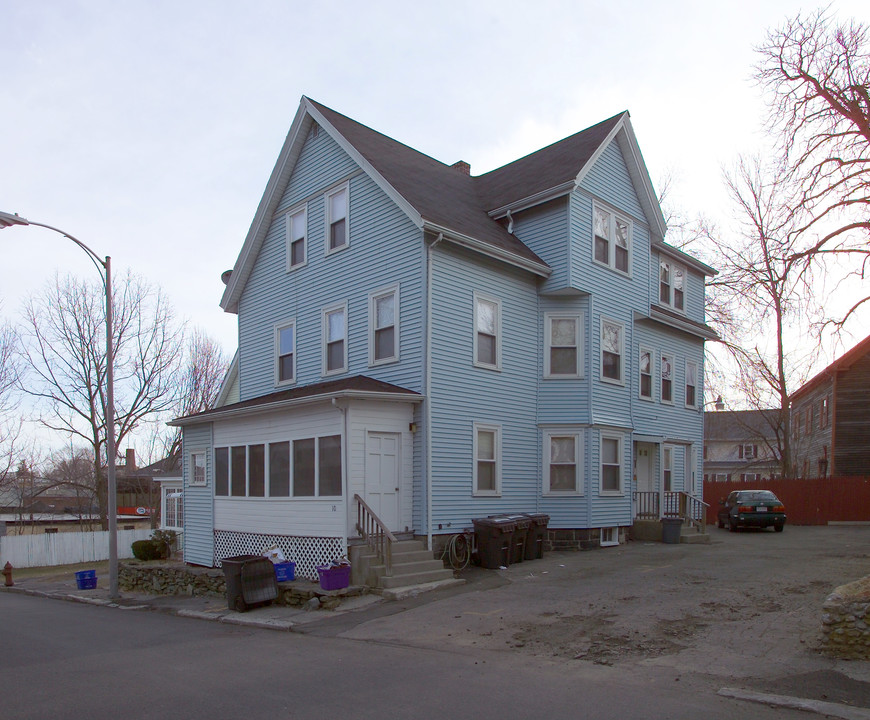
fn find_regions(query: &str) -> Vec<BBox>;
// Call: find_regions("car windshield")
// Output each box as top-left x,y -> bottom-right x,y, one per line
737,491 -> 779,503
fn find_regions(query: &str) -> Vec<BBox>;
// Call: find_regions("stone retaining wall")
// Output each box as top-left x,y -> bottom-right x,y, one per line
119,560 -> 367,610
820,576 -> 870,659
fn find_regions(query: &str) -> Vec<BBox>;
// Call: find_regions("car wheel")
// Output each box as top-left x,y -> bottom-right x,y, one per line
729,517 -> 739,532
774,522 -> 784,533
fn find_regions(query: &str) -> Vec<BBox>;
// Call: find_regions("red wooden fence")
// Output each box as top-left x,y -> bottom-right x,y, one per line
703,476 -> 870,526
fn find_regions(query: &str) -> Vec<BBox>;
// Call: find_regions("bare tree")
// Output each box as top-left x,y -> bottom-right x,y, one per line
756,8 -> 870,327
704,155 -> 823,476
0,312 -> 23,484
18,271 -> 182,527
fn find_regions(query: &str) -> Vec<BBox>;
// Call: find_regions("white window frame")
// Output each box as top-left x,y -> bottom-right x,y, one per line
660,352 -> 674,404
639,345 -> 654,400
325,183 -> 349,254
544,312 -> 583,379
600,527 -> 619,547
190,450 -> 207,487
659,260 -> 686,312
600,316 -> 625,385
685,360 -> 698,409
473,423 -> 501,497
275,319 -> 296,386
162,486 -> 183,530
368,284 -> 399,366
599,431 -> 624,496
286,205 -> 307,271
473,292 -> 502,371
543,430 -> 584,495
322,302 -> 348,376
663,445 -> 674,492
592,202 -> 632,275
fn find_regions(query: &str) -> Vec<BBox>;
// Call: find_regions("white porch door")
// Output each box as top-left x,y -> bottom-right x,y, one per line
365,432 -> 400,530
635,442 -> 655,493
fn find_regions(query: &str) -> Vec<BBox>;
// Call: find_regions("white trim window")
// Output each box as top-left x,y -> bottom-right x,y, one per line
544,313 -> 582,378
326,184 -> 349,253
600,317 -> 624,384
369,285 -> 399,365
685,360 -> 698,408
663,445 -> 673,491
473,293 -> 501,370
600,432 -> 623,495
286,206 -> 307,270
323,303 -> 348,375
659,261 -> 686,311
162,486 -> 183,530
190,451 -> 206,487
639,346 -> 653,400
544,431 -> 583,494
593,204 -> 631,274
275,320 -> 296,385
473,423 -> 501,496
661,353 -> 674,404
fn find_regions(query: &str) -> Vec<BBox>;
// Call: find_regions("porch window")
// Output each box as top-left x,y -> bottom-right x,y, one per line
318,435 -> 342,496
661,353 -> 673,403
600,433 -> 623,494
231,446 -> 246,496
474,423 -> 501,496
269,442 -> 290,496
545,313 -> 582,378
326,185 -> 348,252
600,317 -> 624,384
293,438 -> 315,496
544,431 -> 582,494
248,444 -> 265,497
214,447 -> 229,496
639,347 -> 653,399
474,293 -> 501,370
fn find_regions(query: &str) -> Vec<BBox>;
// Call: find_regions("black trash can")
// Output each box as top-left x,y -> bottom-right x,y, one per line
661,518 -> 683,544
522,513 -> 550,560
473,517 -> 517,569
221,554 -> 278,612
490,514 -> 532,564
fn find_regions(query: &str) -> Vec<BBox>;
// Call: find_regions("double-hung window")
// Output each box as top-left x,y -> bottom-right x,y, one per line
544,431 -> 582,494
276,321 -> 295,385
639,346 -> 653,399
661,353 -> 673,403
593,204 -> 631,274
286,207 -> 306,269
545,313 -> 582,378
326,185 -> 348,252
369,285 -> 398,365
473,293 -> 501,370
163,487 -> 183,529
323,303 -> 347,375
190,451 -> 206,486
660,261 -> 686,311
685,360 -> 698,408
600,433 -> 623,494
600,317 -> 624,384
473,423 -> 501,496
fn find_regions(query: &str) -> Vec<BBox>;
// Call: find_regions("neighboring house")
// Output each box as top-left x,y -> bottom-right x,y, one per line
139,456 -> 184,543
703,407 -> 782,483
171,97 -> 717,578
790,334 -> 870,478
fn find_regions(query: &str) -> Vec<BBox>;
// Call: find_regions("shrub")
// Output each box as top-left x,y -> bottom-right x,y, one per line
131,539 -> 162,561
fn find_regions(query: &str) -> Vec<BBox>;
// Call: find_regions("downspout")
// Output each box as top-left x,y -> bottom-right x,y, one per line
587,294 -> 594,531
332,398 -> 350,545
425,233 -> 443,552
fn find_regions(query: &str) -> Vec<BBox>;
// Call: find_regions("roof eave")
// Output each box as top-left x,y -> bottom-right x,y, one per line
639,308 -> 720,341
654,241 -> 718,277
487,181 -> 576,219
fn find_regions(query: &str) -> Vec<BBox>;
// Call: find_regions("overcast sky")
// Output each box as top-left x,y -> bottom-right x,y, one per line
2,1 -> 866,364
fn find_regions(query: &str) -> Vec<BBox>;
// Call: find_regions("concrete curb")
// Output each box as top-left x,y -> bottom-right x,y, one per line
719,687 -> 870,719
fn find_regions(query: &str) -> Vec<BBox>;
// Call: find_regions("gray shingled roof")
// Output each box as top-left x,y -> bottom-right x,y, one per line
704,409 -> 782,440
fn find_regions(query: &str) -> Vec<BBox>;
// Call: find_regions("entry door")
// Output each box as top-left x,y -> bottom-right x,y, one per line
365,432 -> 400,530
635,443 -> 654,493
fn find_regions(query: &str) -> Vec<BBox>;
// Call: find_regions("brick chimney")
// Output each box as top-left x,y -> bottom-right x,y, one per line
125,448 -> 136,471
450,160 -> 471,175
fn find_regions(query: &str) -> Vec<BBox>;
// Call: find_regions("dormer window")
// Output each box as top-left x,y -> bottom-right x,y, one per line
660,261 -> 685,311
593,204 -> 631,274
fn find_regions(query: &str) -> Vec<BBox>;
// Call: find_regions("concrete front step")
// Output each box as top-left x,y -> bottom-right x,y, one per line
680,531 -> 711,544
380,567 -> 455,589
350,540 -> 455,590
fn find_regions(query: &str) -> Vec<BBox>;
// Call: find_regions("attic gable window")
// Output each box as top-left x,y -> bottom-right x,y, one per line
286,206 -> 306,269
660,261 -> 685,311
593,204 -> 631,275
326,185 -> 348,253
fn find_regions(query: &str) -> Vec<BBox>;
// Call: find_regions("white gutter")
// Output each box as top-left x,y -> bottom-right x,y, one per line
487,181 -> 576,220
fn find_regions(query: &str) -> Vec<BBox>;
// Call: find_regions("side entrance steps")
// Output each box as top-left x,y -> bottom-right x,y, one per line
349,539 -> 459,596
631,518 -> 711,544
679,521 -> 711,544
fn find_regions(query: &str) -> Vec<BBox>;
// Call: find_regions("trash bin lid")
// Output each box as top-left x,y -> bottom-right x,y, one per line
497,513 -> 531,529
522,513 -> 550,526
473,517 -> 518,531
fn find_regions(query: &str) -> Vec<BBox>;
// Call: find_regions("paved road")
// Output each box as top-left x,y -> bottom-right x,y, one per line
8,526 -> 870,719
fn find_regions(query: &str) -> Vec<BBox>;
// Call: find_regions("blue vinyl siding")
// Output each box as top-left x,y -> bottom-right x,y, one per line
428,244 -> 540,530
583,141 -> 644,221
182,423 -> 214,566
237,128 -> 424,401
511,198 -> 570,294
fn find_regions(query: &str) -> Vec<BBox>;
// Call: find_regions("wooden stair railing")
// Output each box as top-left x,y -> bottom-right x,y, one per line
354,494 -> 397,577
634,491 -> 709,534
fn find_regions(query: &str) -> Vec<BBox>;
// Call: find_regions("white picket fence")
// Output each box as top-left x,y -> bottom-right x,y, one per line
0,529 -> 153,568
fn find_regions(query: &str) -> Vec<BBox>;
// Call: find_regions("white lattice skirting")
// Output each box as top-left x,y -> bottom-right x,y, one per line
214,531 -> 344,581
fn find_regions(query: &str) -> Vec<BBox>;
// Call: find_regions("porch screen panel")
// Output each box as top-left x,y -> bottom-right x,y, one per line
231,446 -> 246,496
293,438 -> 315,496
214,447 -> 229,496
269,442 -> 290,497
318,435 -> 342,496
249,444 -> 265,497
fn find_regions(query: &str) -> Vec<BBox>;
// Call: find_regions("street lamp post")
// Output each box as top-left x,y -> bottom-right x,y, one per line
0,211 -> 119,600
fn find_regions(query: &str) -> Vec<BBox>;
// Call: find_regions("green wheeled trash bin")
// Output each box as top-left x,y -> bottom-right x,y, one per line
221,554 -> 278,612
661,518 -> 683,544
473,517 -> 517,569
522,513 -> 550,560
